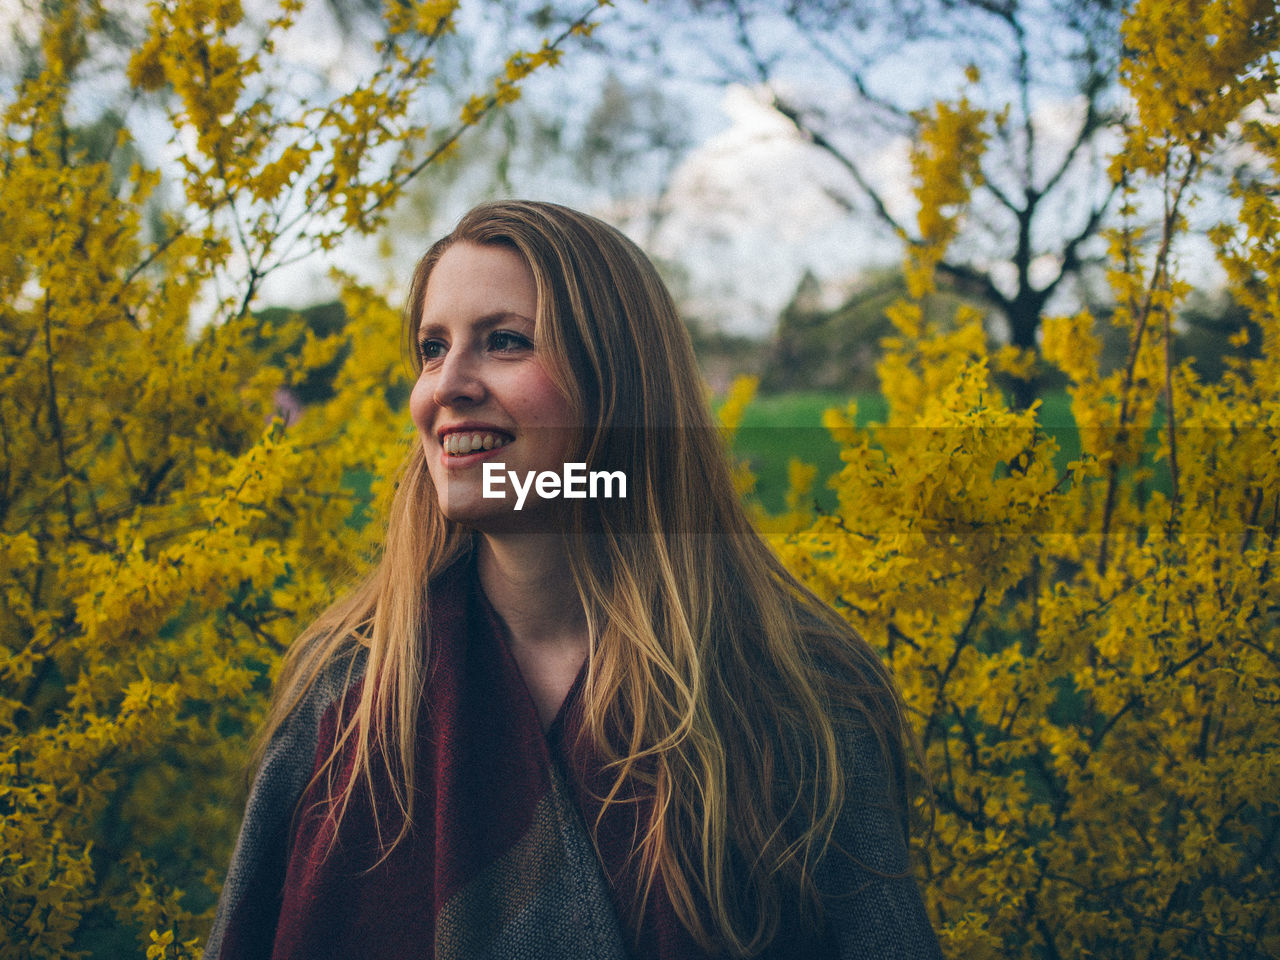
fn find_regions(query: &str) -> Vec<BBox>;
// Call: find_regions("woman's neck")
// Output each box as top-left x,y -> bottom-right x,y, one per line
476,534 -> 587,653
477,533 -> 589,731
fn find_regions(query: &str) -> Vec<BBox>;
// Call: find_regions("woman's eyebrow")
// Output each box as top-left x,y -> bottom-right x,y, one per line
417,311 -> 534,337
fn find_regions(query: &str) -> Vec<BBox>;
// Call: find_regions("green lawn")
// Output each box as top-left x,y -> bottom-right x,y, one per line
727,391 -> 882,514
725,390 -> 1084,515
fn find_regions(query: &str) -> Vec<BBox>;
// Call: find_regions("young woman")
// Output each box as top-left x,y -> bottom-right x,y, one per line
207,201 -> 943,959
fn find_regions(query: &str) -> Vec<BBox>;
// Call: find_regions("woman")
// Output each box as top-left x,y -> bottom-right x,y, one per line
207,201 -> 943,959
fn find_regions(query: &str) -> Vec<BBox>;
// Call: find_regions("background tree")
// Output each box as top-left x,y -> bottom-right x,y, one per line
1171,289 -> 1261,384
629,0 -> 1128,402
760,267 -> 983,394
252,301 -> 352,407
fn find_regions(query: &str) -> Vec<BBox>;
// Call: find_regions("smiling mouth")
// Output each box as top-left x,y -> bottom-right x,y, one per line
442,431 -> 514,456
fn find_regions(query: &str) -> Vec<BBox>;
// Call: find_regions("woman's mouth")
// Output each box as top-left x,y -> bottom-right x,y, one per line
442,431 -> 514,457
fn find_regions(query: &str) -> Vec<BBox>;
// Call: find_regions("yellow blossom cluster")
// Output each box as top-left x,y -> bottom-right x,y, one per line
904,98 -> 989,299
752,3 -> 1280,956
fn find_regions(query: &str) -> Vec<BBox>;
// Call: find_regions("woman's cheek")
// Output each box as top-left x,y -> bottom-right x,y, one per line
408,375 -> 435,436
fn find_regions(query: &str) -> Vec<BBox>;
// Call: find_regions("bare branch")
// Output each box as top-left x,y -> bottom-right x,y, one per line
1037,178 -> 1121,306
725,0 -> 773,84
1012,8 -> 1036,189
787,17 -> 913,125
1039,95 -> 1109,199
980,172 -> 1022,214
935,259 -> 1010,312
770,94 -> 913,239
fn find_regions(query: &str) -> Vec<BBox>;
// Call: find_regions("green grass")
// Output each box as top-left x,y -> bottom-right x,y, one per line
725,390 -> 1088,515
727,391 -> 885,514
1034,391 -> 1082,474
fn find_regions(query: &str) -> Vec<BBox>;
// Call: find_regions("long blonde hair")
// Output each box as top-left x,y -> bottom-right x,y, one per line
257,200 -> 913,956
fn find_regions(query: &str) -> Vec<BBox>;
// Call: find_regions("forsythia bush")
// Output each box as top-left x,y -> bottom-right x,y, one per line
0,0 -> 603,956
764,2 -> 1280,957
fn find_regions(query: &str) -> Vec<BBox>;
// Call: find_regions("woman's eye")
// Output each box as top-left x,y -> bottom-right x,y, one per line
418,339 -> 445,363
489,331 -> 532,352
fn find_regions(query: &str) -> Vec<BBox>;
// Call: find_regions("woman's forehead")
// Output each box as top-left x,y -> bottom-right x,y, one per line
420,242 -> 538,326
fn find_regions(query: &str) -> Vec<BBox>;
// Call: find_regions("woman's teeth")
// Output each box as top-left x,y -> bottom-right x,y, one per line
444,432 -> 512,456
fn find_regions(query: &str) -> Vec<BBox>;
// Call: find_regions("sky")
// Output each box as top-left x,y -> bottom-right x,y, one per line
646,84 -> 912,334
2,0 -> 1232,339
232,0 -> 1177,339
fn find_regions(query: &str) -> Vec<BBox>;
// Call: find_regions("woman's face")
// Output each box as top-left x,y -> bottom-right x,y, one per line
409,241 -> 577,531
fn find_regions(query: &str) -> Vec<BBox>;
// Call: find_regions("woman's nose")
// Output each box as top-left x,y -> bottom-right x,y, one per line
431,348 -> 485,407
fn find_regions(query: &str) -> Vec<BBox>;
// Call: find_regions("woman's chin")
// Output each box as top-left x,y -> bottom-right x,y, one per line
436,493 -> 562,535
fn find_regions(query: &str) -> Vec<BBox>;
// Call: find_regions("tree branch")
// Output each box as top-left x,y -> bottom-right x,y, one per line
770,94 -> 913,239
1040,180 -> 1120,303
935,259 -> 1010,312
